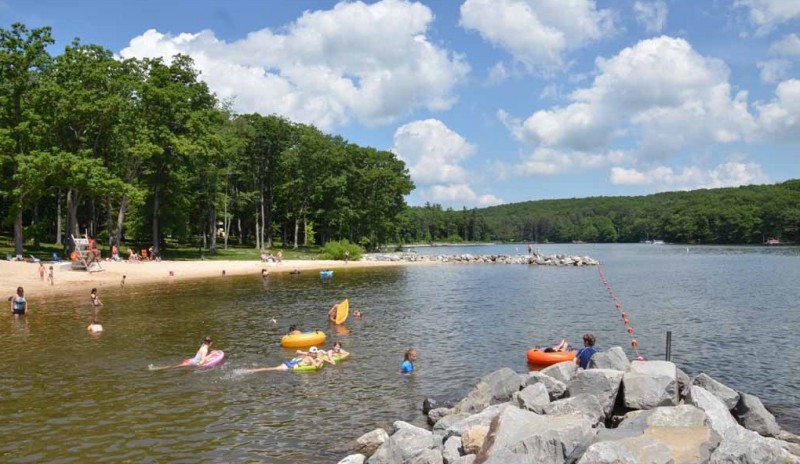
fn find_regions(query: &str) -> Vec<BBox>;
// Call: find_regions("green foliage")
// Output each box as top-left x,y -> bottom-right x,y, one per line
319,239 -> 364,261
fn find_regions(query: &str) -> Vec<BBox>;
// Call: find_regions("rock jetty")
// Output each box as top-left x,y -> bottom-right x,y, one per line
363,252 -> 599,267
338,348 -> 800,463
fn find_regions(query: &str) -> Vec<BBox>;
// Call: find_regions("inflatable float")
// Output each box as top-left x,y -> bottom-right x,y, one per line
320,270 -> 334,278
181,350 -> 225,368
526,348 -> 576,366
331,299 -> 349,324
281,330 -> 327,348
288,358 -> 324,372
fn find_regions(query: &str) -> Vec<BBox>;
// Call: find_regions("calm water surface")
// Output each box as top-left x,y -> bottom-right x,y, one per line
1,244 -> 799,462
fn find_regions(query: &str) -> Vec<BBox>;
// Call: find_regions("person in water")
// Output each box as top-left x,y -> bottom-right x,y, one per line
353,310 -> 362,319
401,348 -> 417,373
88,317 -> 103,333
38,263 -> 45,281
189,337 -> 213,365
249,346 -> 324,372
90,288 -> 103,309
10,287 -> 27,316
47,265 -> 54,286
575,333 -> 597,369
327,303 -> 339,322
543,339 -> 570,353
324,341 -> 349,364
287,324 -> 302,335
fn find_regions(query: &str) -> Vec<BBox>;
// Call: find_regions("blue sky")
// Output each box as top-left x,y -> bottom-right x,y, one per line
3,0 -> 799,207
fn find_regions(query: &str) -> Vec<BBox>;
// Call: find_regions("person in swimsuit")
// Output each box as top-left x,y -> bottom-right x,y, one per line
48,266 -> 54,286
543,339 -> 570,353
10,287 -> 27,316
248,346 -> 324,372
400,348 -> 417,373
189,337 -> 213,365
353,310 -> 362,319
327,303 -> 339,322
287,325 -> 302,335
38,263 -> 45,281
90,288 -> 103,309
323,341 -> 349,364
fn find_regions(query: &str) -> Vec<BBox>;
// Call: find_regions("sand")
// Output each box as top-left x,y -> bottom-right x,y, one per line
1,258 -> 412,297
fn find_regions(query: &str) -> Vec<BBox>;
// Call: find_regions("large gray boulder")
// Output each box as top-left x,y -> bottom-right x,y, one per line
513,383 -> 550,413
525,371 -> 566,400
428,407 -> 454,426
686,386 -> 738,438
622,361 -> 679,410
436,403 -> 511,441
692,374 -> 740,410
541,361 -> 578,385
442,436 -> 462,464
432,413 -> 470,438
735,392 -> 781,437
542,393 -> 606,426
710,425 -> 798,464
338,454 -> 366,464
355,428 -> 389,457
367,423 -> 442,464
588,346 -> 631,372
453,368 -> 524,415
676,368 -> 691,400
568,368 -> 625,417
581,405 -> 720,464
476,406 -> 597,463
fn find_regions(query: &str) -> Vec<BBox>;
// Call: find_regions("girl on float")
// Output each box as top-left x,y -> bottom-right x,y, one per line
247,346 -> 324,372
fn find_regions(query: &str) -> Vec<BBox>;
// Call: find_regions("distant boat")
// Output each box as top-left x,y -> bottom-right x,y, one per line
766,238 -> 781,245
652,240 -> 665,245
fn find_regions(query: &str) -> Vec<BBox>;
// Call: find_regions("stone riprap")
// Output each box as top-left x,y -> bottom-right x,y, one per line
339,348 -> 800,464
363,252 -> 599,266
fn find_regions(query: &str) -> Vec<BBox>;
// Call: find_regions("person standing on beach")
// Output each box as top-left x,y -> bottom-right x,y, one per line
401,348 -> 417,373
38,263 -> 45,281
344,250 -> 349,263
90,288 -> 103,309
10,287 -> 27,316
48,266 -> 54,286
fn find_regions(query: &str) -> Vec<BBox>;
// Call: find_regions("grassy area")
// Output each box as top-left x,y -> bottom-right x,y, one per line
0,236 -> 324,261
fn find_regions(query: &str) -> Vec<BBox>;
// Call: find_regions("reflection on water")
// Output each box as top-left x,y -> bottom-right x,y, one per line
1,244 -> 799,462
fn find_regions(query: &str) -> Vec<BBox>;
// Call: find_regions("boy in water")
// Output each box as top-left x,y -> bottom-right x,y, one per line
90,288 -> 103,309
48,265 -> 54,286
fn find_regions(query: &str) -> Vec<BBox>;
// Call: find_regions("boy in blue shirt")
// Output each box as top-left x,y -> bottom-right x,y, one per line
575,333 -> 597,369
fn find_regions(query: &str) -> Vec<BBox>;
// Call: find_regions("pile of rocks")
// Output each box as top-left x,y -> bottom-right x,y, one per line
363,253 -> 599,267
338,347 -> 800,463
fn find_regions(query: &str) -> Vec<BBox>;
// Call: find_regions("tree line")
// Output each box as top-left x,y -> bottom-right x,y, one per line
399,181 -> 800,245
0,23 -> 413,255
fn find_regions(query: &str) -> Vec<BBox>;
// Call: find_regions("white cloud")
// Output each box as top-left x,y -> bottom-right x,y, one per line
510,36 -> 757,160
459,0 -> 613,72
755,79 -> 800,141
511,148 -> 631,176
734,0 -> 800,34
426,184 -> 504,206
769,33 -> 800,57
757,59 -> 791,83
610,162 -> 769,190
119,0 -> 469,130
391,119 -> 476,185
633,1 -> 668,33
488,62 -> 509,84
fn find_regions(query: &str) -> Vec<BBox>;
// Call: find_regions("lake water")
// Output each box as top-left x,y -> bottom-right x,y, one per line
1,244 -> 799,462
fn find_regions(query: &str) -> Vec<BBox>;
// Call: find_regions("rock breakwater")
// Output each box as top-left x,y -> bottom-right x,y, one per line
338,348 -> 800,463
363,252 -> 599,266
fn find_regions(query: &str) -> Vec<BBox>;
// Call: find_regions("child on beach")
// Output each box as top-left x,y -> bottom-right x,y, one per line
38,263 -> 45,281
400,348 -> 417,374
120,275 -> 126,288
48,265 -> 54,286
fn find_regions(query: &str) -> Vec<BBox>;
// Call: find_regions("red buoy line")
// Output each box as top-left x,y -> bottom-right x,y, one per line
598,264 -> 644,361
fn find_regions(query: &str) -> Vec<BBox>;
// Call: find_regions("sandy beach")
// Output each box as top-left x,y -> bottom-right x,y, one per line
1,258 -> 411,297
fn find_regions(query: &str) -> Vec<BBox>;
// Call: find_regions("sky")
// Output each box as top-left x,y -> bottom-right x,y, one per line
3,0 -> 800,208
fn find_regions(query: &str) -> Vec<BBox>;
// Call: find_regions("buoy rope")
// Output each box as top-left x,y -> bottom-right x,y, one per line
598,264 -> 644,361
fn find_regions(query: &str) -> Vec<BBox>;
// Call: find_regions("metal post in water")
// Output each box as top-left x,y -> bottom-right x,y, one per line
665,331 -> 672,361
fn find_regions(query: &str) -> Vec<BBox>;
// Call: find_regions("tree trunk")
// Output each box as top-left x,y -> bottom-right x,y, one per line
56,189 -> 63,245
260,189 -> 266,249
67,188 -> 80,239
33,205 -> 40,248
14,208 -> 23,255
115,196 -> 130,249
265,185 -> 273,248
105,198 -> 113,247
255,209 -> 261,250
237,217 -> 242,245
152,185 -> 160,255
209,204 -> 217,253
293,217 -> 300,249
303,217 -> 308,247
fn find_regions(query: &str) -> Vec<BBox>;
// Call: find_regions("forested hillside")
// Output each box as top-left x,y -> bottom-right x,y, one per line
400,181 -> 800,245
0,24 -> 413,254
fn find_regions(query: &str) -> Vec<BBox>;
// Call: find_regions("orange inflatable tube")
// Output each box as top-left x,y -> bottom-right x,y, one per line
526,348 -> 577,366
